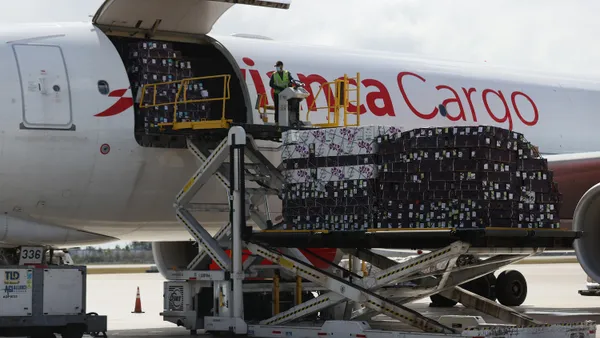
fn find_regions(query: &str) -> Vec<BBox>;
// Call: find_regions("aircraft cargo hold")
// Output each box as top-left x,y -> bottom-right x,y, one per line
124,40 -> 211,134
107,36 -> 247,144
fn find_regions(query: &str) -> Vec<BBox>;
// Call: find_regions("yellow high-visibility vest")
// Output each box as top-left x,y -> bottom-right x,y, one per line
273,70 -> 290,94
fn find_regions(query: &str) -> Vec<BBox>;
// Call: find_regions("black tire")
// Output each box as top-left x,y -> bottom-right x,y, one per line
429,294 -> 458,307
61,324 -> 85,338
485,273 -> 497,301
463,273 -> 496,301
30,333 -> 55,338
495,270 -> 527,307
430,273 -> 496,307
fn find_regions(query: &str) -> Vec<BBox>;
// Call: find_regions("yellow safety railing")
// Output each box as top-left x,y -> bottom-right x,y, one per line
139,74 -> 232,131
256,93 -> 274,123
306,73 -> 361,128
344,73 -> 361,127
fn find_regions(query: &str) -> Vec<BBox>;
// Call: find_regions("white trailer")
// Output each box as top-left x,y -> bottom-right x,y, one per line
0,248 -> 107,338
158,123 -> 596,338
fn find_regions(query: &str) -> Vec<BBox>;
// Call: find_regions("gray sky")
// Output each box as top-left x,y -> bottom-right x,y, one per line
3,0 -> 599,77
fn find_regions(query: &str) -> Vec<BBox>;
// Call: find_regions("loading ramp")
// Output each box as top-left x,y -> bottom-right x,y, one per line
159,125 -> 595,338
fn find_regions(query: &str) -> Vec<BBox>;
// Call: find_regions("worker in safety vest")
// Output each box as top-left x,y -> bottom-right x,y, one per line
269,60 -> 295,124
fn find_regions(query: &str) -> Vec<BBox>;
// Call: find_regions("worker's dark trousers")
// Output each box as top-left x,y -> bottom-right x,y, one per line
273,94 -> 280,123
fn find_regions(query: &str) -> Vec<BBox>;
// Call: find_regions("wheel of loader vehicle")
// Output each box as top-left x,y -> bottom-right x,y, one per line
429,294 -> 458,308
485,272 -> 497,300
495,270 -> 527,306
463,273 -> 496,301
85,312 -> 106,338
60,324 -> 85,338
429,273 -> 496,307
244,290 -> 317,321
30,333 -> 56,338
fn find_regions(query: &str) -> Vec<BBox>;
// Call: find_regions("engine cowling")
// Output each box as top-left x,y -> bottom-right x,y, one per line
152,241 -> 346,280
152,241 -> 199,278
573,182 -> 600,283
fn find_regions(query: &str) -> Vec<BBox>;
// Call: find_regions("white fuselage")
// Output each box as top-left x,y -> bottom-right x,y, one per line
1,20 -> 600,246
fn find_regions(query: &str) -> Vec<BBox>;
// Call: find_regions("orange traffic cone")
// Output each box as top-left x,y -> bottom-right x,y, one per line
132,287 -> 145,313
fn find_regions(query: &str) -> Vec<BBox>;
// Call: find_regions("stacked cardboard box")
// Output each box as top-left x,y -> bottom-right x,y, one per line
376,126 -> 561,229
280,126 -> 402,230
280,125 -> 561,231
125,40 -> 211,133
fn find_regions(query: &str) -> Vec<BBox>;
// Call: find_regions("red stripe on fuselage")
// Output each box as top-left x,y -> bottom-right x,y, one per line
95,87 -> 133,117
108,88 -> 129,97
95,97 -> 133,117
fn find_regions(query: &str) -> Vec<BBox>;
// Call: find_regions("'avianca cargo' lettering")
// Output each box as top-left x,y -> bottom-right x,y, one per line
397,72 -> 539,131
240,57 -> 540,130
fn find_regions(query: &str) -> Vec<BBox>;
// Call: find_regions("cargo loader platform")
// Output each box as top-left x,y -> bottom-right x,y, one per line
244,228 -> 582,250
134,70 -> 362,148
136,122 -> 310,148
158,126 -> 596,338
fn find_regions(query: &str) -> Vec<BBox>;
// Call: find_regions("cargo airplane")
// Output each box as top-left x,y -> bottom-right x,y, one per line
1,0 -> 600,286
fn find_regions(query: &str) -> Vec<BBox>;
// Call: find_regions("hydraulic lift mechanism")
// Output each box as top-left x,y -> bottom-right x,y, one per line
161,124 -> 596,338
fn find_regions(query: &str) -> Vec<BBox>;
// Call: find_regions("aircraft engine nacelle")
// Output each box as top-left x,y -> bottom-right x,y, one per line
573,182 -> 600,283
152,241 -> 198,278
152,241 -> 346,280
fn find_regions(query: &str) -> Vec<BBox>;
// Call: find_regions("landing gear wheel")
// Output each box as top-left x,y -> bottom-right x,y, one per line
495,270 -> 527,306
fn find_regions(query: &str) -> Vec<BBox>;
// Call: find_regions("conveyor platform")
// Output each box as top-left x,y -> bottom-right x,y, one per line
244,228 -> 582,250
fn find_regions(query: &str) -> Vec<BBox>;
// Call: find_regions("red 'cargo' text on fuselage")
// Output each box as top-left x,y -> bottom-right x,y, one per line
240,57 -> 540,130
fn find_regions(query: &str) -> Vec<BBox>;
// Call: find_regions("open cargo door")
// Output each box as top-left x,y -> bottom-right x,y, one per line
92,0 -> 291,36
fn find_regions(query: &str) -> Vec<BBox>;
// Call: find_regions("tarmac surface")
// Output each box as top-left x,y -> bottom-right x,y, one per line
87,262 -> 600,337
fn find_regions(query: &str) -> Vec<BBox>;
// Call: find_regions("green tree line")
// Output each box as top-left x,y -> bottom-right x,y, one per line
69,241 -> 155,265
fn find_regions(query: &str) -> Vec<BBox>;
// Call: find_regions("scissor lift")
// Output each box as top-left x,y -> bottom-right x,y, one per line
160,126 -> 596,338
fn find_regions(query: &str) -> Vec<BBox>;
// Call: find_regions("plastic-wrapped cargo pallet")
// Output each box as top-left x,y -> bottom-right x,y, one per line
281,125 -> 562,231
281,126 -> 402,231
377,126 -> 562,229
125,41 -> 210,133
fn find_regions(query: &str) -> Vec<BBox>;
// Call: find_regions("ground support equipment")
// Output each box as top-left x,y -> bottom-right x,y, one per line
166,124 -> 309,274
161,125 -> 595,338
578,274 -> 600,296
163,126 -> 318,334
0,263 -> 107,338
579,289 -> 600,296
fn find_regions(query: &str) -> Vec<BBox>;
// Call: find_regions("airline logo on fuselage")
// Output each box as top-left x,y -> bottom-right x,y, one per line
95,88 -> 133,117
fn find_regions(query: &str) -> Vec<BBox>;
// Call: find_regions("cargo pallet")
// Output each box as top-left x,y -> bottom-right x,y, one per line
160,126 -> 595,338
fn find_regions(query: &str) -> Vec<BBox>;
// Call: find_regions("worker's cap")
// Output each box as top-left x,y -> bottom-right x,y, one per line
274,60 -> 284,67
